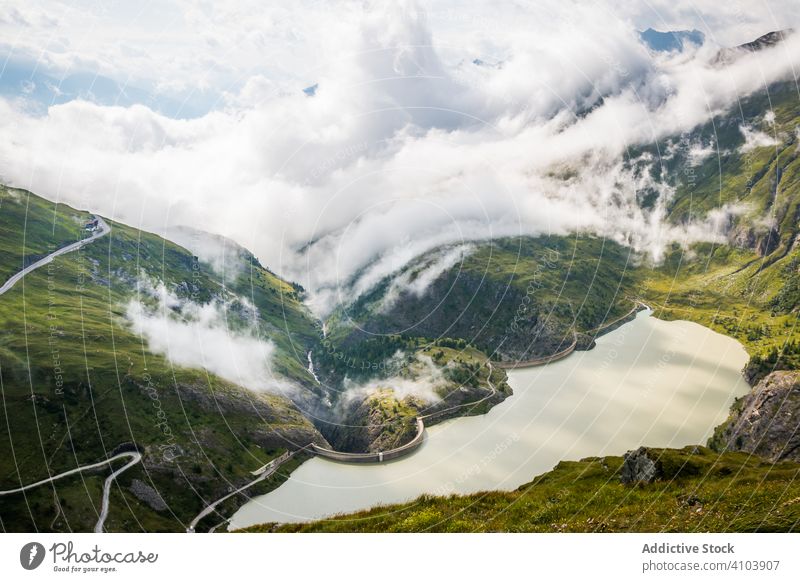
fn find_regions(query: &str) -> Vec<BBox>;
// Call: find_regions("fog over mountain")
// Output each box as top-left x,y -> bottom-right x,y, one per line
0,1 -> 798,316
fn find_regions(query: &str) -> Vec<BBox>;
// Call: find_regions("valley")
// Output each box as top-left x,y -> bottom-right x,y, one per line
1,44 -> 799,535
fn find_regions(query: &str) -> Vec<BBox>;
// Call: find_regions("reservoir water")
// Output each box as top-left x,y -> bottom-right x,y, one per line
230,310 -> 750,528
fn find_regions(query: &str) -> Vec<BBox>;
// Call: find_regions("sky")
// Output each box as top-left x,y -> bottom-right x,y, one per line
0,0 -> 799,315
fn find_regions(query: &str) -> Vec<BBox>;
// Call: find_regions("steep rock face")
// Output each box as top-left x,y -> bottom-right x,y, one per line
711,371 -> 800,462
329,391 -> 421,453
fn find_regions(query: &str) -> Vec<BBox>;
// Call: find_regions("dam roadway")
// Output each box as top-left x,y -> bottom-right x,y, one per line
311,417 -> 427,463
311,361 -> 500,464
313,302 -> 647,464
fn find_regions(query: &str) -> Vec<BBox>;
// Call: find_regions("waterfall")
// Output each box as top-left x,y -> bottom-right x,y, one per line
307,351 -> 321,385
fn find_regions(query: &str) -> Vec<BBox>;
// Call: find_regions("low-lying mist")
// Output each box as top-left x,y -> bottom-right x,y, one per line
125,276 -> 294,396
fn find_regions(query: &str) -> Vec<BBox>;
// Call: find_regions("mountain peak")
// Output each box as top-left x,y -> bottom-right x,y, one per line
714,28 -> 795,65
639,28 -> 705,52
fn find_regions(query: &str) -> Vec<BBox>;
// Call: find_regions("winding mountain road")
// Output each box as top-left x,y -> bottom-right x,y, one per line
94,452 -> 142,532
187,451 -> 295,533
312,361 -> 500,464
0,216 -> 110,296
0,451 -> 142,532
0,214 -> 133,532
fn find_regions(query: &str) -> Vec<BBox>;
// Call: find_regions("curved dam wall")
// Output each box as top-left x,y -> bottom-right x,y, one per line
311,417 -> 426,464
495,334 -> 577,370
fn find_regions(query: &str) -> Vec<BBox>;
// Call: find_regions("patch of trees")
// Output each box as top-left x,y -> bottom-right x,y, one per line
433,337 -> 468,349
315,334 -> 417,381
744,340 -> 800,384
770,257 -> 800,314
445,361 -> 482,388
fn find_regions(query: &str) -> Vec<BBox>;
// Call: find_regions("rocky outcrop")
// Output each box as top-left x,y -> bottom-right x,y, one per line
714,29 -> 794,65
711,371 -> 800,462
620,447 -> 663,484
730,224 -> 781,257
328,390 -> 423,453
129,479 -> 168,511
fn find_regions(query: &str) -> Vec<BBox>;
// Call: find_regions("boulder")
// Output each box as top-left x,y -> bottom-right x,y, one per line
620,447 -> 663,484
129,479 -> 168,512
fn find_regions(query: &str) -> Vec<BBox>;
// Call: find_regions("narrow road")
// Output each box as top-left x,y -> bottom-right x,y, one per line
187,451 -> 294,532
94,452 -> 142,532
313,361 -> 500,464
0,216 -> 110,296
0,451 -> 142,532
495,331 -> 578,370
0,215 -> 132,532
419,361 -> 498,422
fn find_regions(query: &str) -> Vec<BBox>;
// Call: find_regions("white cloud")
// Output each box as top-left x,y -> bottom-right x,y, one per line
164,225 -> 247,282
125,276 -> 290,394
342,353 -> 445,404
687,139 -> 716,166
739,124 -> 780,153
377,244 -> 474,312
0,3 -> 798,317
1,0 -> 795,96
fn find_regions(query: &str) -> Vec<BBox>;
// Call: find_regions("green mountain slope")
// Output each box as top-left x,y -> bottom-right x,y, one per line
0,185 -> 88,281
0,187 -> 327,532
640,80 -> 800,382
327,235 -> 639,364
242,72 -> 800,535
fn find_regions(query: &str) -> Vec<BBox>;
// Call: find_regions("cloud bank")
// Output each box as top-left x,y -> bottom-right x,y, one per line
1,2 -> 798,316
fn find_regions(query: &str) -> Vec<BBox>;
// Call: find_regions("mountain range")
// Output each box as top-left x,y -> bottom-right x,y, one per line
1,31 -> 799,533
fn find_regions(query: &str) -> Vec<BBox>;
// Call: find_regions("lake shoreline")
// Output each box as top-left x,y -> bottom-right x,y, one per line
230,310 -> 750,529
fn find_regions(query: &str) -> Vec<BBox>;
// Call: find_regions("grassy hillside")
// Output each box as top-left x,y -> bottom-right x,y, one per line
0,185 -> 88,281
241,79 -> 800,535
0,186 -> 512,531
327,234 -> 639,364
0,188 -> 326,532
641,243 -> 799,383
638,80 -> 800,383
243,446 -> 800,533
